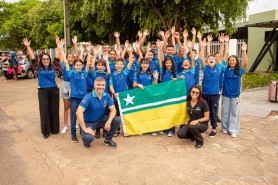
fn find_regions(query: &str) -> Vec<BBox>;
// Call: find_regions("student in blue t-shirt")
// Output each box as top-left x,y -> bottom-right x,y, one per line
76,77 -> 121,149
157,40 -> 177,137
221,42 -> 248,138
22,38 -> 60,139
109,50 -> 135,136
11,48 -> 19,80
199,33 -> 225,138
60,41 -> 92,143
178,41 -> 196,97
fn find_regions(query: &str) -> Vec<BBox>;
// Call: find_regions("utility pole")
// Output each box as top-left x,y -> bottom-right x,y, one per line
64,0 -> 71,55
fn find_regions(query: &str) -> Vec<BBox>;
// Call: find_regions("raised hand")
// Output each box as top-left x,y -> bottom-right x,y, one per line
79,44 -> 84,52
86,42 -> 92,52
58,39 -> 65,49
103,52 -> 109,61
191,28 -> 196,35
137,31 -> 142,37
171,26 -> 175,34
159,31 -> 165,37
137,84 -> 144,90
156,39 -> 162,48
218,33 -> 225,43
115,48 -> 121,56
93,44 -> 100,55
114,32 -> 120,38
207,34 -> 213,42
241,42 -> 247,52
22,38 -> 31,47
153,70 -> 159,79
72,36 -> 77,44
124,40 -> 129,49
202,38 -> 207,47
224,35 -> 230,42
143,29 -> 149,36
183,30 -> 188,38
187,41 -> 192,48
197,31 -> 202,40
55,35 -> 60,46
165,31 -> 170,39
174,32 -> 180,39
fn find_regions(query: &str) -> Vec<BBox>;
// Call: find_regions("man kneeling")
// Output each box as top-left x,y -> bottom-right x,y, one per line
77,77 -> 121,148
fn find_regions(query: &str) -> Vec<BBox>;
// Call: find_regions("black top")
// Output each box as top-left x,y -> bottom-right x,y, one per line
187,100 -> 209,124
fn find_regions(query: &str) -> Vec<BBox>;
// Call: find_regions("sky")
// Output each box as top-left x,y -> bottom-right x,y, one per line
3,0 -> 278,15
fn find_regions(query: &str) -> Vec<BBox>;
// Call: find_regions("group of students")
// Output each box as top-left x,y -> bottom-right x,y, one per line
21,26 -> 248,149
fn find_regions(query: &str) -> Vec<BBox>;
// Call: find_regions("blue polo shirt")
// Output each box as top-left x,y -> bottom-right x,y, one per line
149,59 -> 159,73
67,69 -> 88,98
86,68 -> 94,90
61,62 -> 73,82
177,57 -> 186,73
134,71 -> 155,86
91,70 -> 109,92
189,57 -> 201,85
222,66 -> 245,98
37,65 -> 57,88
108,58 -> 117,74
178,67 -> 195,96
80,90 -> 114,123
202,64 -> 224,95
219,59 -> 227,89
11,52 -> 18,66
160,67 -> 175,82
109,68 -> 130,93
125,60 -> 140,90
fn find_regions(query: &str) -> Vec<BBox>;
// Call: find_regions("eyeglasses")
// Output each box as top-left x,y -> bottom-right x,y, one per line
42,58 -> 50,61
191,91 -> 200,94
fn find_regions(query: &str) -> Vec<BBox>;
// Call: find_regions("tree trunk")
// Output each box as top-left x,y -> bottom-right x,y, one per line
148,0 -> 169,31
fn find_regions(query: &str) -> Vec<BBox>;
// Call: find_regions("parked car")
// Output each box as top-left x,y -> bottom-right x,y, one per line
2,56 -> 34,79
0,51 -> 10,76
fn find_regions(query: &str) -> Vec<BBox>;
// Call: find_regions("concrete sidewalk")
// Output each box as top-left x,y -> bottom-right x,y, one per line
241,86 -> 278,118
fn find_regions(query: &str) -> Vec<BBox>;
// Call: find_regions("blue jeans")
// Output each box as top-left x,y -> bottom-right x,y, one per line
70,97 -> 82,136
221,96 -> 240,134
81,115 -> 121,145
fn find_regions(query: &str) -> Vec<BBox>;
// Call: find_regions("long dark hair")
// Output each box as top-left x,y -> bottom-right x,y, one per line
39,53 -> 53,71
137,58 -> 152,76
227,55 -> 240,76
188,85 -> 204,102
162,57 -> 176,78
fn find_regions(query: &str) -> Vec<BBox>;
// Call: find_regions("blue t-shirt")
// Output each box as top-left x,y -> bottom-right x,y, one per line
11,52 -> 18,66
108,59 -> 117,74
61,62 -> 73,82
202,64 -> 225,95
86,68 -> 94,90
219,59 -> 227,89
160,67 -> 175,82
178,67 -> 195,96
79,90 -> 114,123
109,68 -> 130,93
37,65 -> 57,88
134,71 -> 155,86
222,66 -> 245,98
67,69 -> 88,98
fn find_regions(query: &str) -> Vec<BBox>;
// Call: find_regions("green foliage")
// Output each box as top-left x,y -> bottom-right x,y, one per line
242,73 -> 278,89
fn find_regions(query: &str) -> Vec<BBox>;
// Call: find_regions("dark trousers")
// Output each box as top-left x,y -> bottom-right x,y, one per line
38,88 -> 60,136
70,97 -> 82,136
177,123 -> 208,144
202,94 -> 219,129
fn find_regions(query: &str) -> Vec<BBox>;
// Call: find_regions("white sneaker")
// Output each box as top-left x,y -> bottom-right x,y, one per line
138,133 -> 143,136
76,125 -> 79,129
222,130 -> 228,134
151,132 -> 157,136
159,131 -> 164,135
61,126 -> 69,134
231,133 -> 237,138
167,132 -> 174,137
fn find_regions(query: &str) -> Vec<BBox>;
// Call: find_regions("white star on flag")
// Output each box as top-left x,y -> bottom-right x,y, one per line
123,93 -> 135,106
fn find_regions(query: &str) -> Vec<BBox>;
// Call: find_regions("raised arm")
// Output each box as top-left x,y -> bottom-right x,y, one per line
157,39 -> 164,68
206,34 -> 213,56
139,30 -> 149,54
120,40 -> 129,58
126,48 -> 135,70
191,28 -> 197,47
85,42 -> 92,72
187,41 -> 195,68
224,35 -> 229,61
199,36 -> 207,67
72,36 -> 79,59
114,32 -> 122,54
163,31 -> 170,53
135,42 -> 143,61
241,42 -> 248,70
175,32 -> 182,58
218,33 -> 225,64
171,26 -> 177,54
59,40 -> 69,71
183,30 -> 188,57
79,44 -> 84,61
22,38 -> 34,60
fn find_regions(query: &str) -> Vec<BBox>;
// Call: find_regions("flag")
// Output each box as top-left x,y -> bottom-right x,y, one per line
117,79 -> 189,136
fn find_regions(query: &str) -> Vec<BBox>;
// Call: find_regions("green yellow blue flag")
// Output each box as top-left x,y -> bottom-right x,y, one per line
117,79 -> 189,136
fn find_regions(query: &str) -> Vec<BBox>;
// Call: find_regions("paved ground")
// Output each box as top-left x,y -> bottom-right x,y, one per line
0,77 -> 278,185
